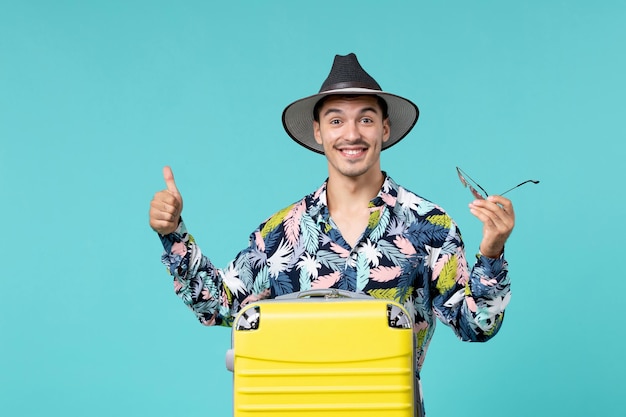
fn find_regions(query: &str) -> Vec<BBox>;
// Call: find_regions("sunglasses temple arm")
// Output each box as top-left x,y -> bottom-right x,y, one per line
499,180 -> 540,197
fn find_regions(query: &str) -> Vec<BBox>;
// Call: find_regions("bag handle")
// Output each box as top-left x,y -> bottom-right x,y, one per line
275,289 -> 373,300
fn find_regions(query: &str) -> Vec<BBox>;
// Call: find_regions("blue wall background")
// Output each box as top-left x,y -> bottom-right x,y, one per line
2,1 -> 624,416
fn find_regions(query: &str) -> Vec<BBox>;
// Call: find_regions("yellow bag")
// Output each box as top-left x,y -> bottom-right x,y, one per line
226,289 -> 418,417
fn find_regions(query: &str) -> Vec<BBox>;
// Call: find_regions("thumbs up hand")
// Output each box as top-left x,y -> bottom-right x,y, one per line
149,166 -> 184,235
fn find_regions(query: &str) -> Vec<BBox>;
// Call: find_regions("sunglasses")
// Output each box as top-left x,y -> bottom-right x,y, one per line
456,167 -> 539,200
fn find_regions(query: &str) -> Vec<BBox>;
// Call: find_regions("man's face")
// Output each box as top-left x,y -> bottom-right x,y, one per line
313,95 -> 390,180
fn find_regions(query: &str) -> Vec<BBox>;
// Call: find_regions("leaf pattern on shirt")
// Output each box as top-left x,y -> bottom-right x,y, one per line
311,271 -> 341,289
434,254 -> 458,294
370,265 -> 402,282
267,239 -> 292,278
284,201 -> 304,246
355,251 -> 370,292
261,205 -> 292,239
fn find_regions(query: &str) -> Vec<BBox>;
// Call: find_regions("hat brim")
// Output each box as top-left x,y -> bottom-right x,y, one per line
282,88 -> 419,154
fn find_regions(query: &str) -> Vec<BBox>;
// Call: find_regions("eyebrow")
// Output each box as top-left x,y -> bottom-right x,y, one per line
322,106 -> 380,118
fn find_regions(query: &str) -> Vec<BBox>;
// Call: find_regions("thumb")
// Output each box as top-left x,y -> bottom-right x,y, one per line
163,166 -> 180,195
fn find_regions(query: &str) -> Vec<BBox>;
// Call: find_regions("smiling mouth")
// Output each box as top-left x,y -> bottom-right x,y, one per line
339,148 -> 367,157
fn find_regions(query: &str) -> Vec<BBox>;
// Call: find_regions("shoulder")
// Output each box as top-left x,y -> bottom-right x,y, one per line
387,179 -> 460,235
257,193 -> 312,235
390,180 -> 449,219
390,182 -> 462,248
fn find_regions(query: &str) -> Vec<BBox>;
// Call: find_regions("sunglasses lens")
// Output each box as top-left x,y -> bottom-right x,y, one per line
457,171 -> 468,187
457,167 -> 486,199
469,185 -> 485,200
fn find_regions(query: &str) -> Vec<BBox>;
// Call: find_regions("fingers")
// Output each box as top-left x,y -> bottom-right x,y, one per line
487,195 -> 515,216
149,190 -> 181,234
470,196 -> 515,226
163,166 -> 179,195
151,190 -> 180,217
149,166 -> 183,235
470,196 -> 516,258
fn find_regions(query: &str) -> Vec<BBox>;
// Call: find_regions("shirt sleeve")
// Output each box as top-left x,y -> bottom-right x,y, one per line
429,217 -> 511,342
159,219 -> 271,327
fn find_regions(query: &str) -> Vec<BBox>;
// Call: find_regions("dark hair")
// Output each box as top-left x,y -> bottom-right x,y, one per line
313,94 -> 389,122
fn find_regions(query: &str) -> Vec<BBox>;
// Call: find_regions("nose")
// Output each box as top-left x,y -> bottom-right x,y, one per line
344,120 -> 361,140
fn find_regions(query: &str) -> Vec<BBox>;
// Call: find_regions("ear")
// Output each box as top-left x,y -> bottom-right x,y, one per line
382,118 -> 391,143
313,121 -> 323,145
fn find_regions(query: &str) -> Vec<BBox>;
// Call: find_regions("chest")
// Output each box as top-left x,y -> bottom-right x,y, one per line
329,209 -> 371,249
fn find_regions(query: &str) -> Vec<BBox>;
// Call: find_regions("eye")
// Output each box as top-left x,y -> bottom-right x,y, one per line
360,117 -> 374,124
329,118 -> 341,125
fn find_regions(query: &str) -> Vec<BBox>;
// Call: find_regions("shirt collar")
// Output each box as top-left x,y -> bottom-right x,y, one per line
307,172 -> 400,221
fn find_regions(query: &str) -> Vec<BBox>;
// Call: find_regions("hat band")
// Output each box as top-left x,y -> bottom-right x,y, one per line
320,81 -> 382,93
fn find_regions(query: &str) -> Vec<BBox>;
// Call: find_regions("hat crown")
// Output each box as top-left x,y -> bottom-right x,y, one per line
319,53 -> 382,93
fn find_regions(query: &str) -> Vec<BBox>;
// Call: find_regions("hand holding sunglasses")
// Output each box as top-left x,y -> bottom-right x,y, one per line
456,167 -> 539,258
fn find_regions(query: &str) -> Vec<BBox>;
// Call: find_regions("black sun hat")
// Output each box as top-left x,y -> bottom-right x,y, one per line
282,53 -> 420,154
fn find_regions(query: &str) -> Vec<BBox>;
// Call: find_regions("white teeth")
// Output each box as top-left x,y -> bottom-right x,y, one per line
343,149 -> 362,155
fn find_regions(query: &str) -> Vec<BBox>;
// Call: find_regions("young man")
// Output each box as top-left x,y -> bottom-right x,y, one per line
149,53 -> 514,413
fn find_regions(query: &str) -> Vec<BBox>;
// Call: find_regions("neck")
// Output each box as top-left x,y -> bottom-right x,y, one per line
326,169 -> 385,212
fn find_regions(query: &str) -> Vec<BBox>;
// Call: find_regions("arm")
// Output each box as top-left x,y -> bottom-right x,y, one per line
149,166 -> 270,327
159,222 -> 270,327
430,211 -> 512,341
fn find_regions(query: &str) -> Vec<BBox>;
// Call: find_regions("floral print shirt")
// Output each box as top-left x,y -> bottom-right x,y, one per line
159,174 -> 510,372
